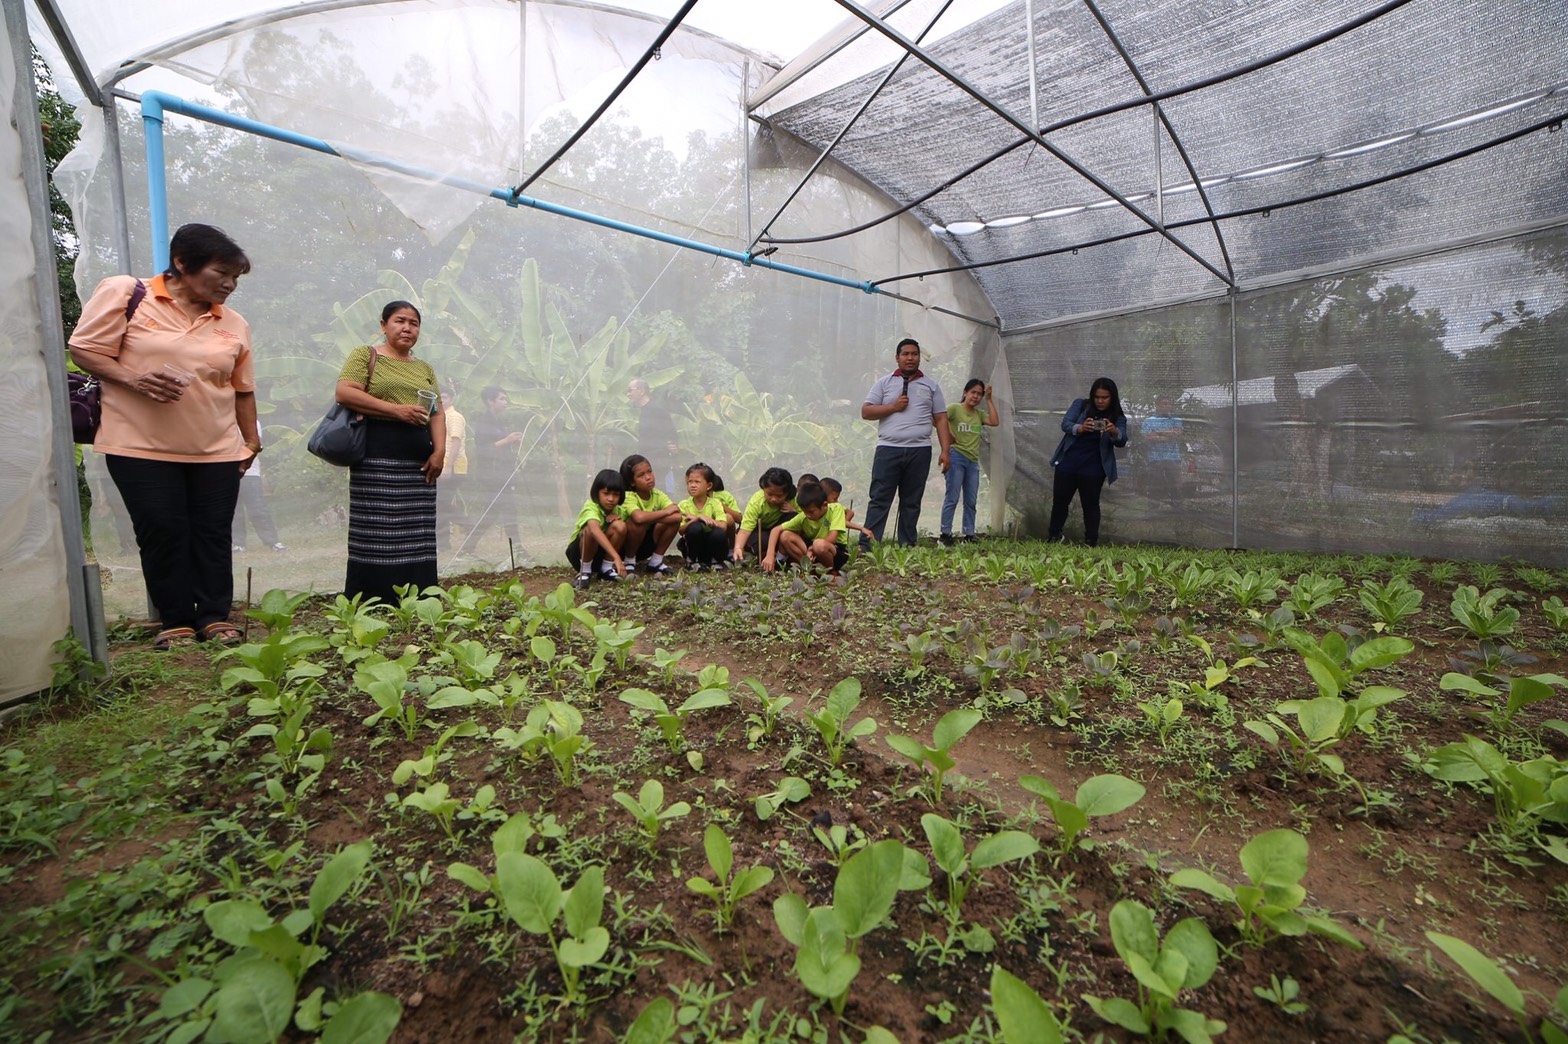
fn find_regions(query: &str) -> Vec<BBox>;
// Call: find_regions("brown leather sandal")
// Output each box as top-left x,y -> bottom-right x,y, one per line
199,621 -> 244,646
153,626 -> 197,650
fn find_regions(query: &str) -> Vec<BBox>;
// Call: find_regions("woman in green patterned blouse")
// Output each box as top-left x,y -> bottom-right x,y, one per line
333,300 -> 446,602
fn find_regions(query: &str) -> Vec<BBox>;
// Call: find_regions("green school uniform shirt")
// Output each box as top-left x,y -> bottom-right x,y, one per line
780,504 -> 849,546
678,495 -> 728,528
740,489 -> 797,531
947,402 -> 984,462
572,500 -> 614,541
621,488 -> 674,519
714,490 -> 741,515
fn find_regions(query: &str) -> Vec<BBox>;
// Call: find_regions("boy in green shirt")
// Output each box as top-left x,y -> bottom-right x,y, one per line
764,482 -> 849,575
568,469 -> 628,589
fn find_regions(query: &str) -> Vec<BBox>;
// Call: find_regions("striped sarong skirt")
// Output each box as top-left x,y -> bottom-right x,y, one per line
345,420 -> 438,604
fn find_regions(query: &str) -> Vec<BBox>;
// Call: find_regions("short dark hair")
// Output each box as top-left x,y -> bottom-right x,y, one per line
480,385 -> 506,405
820,476 -> 842,496
758,466 -> 795,500
963,378 -> 984,394
382,299 -> 421,324
795,483 -> 827,510
590,468 -> 625,501
620,454 -> 650,489
896,338 -> 919,352
165,223 -> 250,279
798,473 -> 819,487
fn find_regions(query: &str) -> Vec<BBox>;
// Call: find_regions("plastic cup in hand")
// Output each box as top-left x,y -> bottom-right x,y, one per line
416,389 -> 438,416
162,363 -> 196,386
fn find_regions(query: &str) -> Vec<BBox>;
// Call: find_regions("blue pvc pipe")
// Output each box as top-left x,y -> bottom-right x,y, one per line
139,91 -> 878,295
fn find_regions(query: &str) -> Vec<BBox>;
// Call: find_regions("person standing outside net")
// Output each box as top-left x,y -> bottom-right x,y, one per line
627,377 -> 679,494
860,338 -> 951,547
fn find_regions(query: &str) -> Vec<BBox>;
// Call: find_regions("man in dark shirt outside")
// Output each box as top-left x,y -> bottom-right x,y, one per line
627,377 -> 679,493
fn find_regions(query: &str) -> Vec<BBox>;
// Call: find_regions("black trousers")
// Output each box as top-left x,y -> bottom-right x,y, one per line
678,519 -> 729,564
1048,469 -> 1107,546
106,455 -> 241,631
863,445 -> 931,547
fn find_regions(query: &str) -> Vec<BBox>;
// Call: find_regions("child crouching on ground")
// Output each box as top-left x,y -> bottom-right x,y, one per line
569,469 -> 628,589
764,481 -> 849,575
732,466 -> 797,565
619,454 -> 682,575
678,462 -> 732,570
821,476 -> 875,545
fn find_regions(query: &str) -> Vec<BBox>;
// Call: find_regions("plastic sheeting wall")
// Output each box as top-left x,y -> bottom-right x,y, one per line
1004,227 -> 1568,565
1,1 -> 75,703
54,6 -> 1000,622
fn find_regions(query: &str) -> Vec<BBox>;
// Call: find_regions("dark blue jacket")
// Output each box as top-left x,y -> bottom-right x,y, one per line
1050,397 -> 1129,483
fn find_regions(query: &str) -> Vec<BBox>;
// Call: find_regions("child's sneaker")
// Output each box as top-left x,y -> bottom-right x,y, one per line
939,533 -> 955,547
573,572 -> 594,591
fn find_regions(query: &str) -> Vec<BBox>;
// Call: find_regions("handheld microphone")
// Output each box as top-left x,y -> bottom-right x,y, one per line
901,376 -> 910,400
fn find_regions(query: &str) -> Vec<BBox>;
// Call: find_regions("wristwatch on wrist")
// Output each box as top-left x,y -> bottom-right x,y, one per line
244,441 -> 263,454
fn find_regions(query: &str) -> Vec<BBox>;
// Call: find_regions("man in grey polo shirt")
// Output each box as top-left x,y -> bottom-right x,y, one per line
860,338 -> 952,547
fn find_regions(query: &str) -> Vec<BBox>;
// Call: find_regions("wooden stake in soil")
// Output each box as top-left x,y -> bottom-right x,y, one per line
509,538 -> 516,571
243,567 -> 253,641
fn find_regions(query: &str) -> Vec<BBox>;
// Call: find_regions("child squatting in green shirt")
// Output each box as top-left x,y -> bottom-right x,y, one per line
619,453 -> 681,575
677,462 -> 734,570
569,469 -> 629,589
764,481 -> 849,575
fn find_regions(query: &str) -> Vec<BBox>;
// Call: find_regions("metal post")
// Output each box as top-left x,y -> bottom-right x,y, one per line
1229,291 -> 1239,549
141,95 -> 170,269
100,89 -> 133,270
742,57 -> 752,247
4,0 -> 102,672
1024,0 -> 1039,134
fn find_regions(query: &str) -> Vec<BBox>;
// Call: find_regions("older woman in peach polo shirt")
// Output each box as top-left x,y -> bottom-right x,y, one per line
68,224 -> 260,649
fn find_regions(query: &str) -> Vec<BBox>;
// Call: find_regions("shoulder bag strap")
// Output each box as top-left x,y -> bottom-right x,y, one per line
124,279 -> 148,320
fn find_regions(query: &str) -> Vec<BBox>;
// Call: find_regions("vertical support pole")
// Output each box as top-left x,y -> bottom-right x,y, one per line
1153,104 -> 1164,227
100,88 -> 131,270
742,57 -> 753,247
4,0 -> 102,672
1229,290 -> 1239,549
141,95 -> 170,270
518,0 -> 528,179
1024,0 -> 1039,134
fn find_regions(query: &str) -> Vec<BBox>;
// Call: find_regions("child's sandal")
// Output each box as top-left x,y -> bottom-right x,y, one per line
153,626 -> 197,650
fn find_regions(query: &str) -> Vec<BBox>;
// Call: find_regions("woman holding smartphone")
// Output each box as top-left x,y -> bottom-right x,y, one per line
1046,377 -> 1128,546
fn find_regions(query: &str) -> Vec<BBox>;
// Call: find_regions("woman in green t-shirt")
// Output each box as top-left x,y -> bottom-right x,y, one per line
941,380 -> 999,544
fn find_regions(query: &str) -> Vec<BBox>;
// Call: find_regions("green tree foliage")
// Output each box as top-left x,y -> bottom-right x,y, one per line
33,51 -> 80,331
